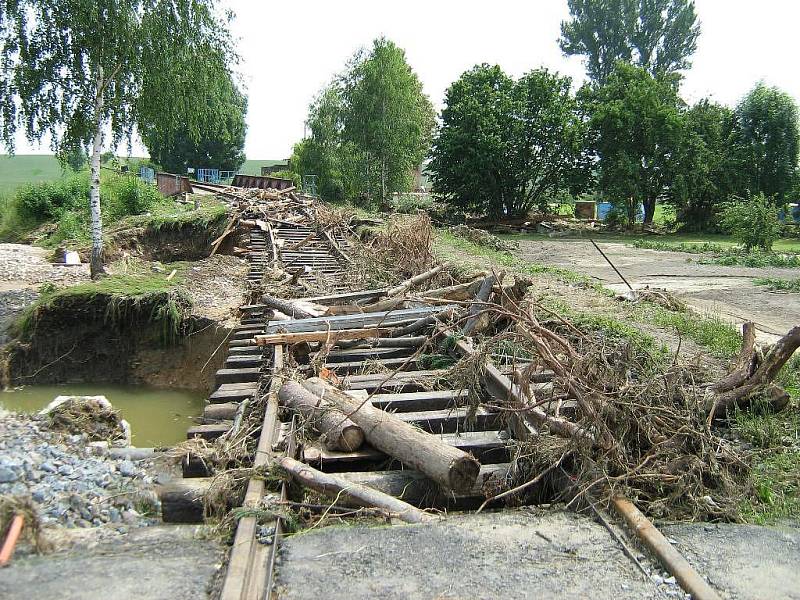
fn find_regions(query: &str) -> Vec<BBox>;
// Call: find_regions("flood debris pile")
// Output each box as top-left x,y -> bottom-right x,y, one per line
42,395 -> 130,444
165,192 -> 799,544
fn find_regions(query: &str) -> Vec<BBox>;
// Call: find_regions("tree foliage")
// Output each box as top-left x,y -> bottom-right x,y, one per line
732,83 -> 800,203
139,68 -> 247,174
429,64 -> 587,219
293,38 -> 434,204
668,100 -> 736,230
342,38 -> 435,201
582,63 -> 684,224
560,0 -> 700,82
720,193 -> 782,252
0,0 -> 237,276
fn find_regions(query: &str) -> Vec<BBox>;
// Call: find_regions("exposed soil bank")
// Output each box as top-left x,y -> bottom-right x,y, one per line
3,303 -> 228,393
109,216 -> 228,263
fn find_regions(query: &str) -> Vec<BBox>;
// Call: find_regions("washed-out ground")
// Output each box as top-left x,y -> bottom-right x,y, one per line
516,238 -> 800,343
0,525 -> 222,600
275,510 -> 800,600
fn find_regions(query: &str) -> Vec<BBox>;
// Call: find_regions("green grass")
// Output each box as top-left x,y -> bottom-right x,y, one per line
435,230 -> 606,291
0,154 -> 67,195
705,252 -> 800,268
754,278 -> 800,293
237,159 -> 286,176
119,196 -> 227,232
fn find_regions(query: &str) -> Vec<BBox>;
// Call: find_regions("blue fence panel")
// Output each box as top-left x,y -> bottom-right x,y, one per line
597,202 -> 645,222
196,168 -> 220,183
138,166 -> 155,184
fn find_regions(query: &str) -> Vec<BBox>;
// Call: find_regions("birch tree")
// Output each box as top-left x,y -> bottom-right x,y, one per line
0,0 -> 237,277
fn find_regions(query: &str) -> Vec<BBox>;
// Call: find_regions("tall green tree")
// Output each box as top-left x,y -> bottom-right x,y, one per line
669,100 -> 736,230
582,62 -> 684,224
0,1 -> 237,277
342,38 -> 435,201
560,0 -> 700,82
732,83 -> 800,202
429,65 -> 587,219
291,82 -> 361,201
140,68 -> 247,174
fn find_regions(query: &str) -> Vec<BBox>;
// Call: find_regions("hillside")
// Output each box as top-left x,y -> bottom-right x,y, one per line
0,155 -> 286,195
0,154 -> 66,195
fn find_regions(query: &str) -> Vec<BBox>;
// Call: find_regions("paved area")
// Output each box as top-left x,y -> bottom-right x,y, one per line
665,522 -> 800,600
518,239 -> 800,342
1,525 -> 222,600
275,510 -> 665,600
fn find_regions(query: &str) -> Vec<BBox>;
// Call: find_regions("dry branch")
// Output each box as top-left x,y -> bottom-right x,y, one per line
278,457 -> 433,524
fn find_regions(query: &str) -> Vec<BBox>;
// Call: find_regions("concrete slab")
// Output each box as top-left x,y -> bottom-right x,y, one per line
274,510 -> 660,600
1,525 -> 223,600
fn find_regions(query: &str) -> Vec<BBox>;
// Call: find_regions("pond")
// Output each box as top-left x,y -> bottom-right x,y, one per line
0,383 -> 205,447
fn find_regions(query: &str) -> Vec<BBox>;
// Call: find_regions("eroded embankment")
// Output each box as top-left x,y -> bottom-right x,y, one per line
1,287 -> 229,391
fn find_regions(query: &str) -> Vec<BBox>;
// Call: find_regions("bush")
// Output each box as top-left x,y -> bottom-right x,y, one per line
0,171 -> 167,243
269,169 -> 302,188
720,193 -> 783,252
15,174 -> 89,223
104,174 -> 161,218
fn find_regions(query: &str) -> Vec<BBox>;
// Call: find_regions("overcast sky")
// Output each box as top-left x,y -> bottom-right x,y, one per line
12,0 -> 800,159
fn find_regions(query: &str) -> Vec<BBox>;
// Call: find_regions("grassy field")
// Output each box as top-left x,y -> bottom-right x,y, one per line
0,154 -> 67,195
237,159 -> 286,176
0,155 -> 285,191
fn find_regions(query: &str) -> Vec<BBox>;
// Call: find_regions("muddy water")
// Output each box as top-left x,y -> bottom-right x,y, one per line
0,384 -> 205,447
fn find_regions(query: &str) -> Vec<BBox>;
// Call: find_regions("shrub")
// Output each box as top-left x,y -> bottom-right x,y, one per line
720,193 -> 783,252
269,169 -> 302,188
104,174 -> 161,218
15,174 -> 89,223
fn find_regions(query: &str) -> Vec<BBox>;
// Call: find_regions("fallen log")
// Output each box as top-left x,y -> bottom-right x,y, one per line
278,457 -> 433,524
462,274 -> 498,335
261,294 -> 325,319
706,323 -> 799,419
278,381 -> 364,451
300,377 -> 481,492
386,264 -> 446,297
417,278 -> 484,302
389,307 -> 456,338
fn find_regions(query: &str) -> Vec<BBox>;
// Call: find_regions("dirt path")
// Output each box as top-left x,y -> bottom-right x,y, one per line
517,239 -> 800,342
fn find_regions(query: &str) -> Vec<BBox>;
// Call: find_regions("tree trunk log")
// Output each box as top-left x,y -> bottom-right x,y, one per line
300,377 -> 481,492
386,264 -> 446,297
261,294 -> 323,319
278,380 -> 364,451
462,275 -> 497,335
706,324 -> 800,419
278,457 -> 434,524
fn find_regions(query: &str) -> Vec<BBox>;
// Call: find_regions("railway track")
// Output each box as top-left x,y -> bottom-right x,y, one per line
159,190 -> 721,600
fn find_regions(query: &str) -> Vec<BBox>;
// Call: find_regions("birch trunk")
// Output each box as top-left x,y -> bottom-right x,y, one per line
89,65 -> 106,279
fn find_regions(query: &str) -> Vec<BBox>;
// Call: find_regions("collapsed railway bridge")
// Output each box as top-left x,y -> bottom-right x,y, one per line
154,185 -> 797,600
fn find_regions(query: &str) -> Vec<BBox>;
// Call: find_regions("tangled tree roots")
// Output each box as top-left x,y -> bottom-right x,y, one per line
470,284 -> 798,521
